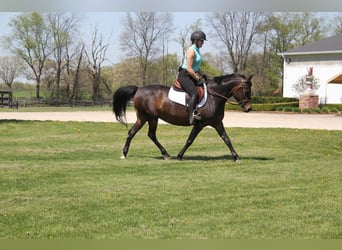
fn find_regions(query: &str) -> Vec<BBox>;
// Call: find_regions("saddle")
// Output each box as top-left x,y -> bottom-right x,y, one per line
168,80 -> 207,108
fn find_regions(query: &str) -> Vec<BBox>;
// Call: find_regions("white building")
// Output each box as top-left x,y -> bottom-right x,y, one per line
279,34 -> 342,104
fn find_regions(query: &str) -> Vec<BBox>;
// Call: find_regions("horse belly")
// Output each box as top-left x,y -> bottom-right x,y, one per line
159,103 -> 190,126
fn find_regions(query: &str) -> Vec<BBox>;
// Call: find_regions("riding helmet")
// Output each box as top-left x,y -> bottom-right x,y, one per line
190,31 -> 207,41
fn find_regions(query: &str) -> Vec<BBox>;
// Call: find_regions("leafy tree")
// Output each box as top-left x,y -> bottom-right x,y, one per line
261,12 -> 325,96
199,54 -> 223,78
149,53 -> 179,86
266,12 -> 324,53
109,58 -> 142,89
332,13 -> 342,34
0,56 -> 25,89
4,12 -> 50,98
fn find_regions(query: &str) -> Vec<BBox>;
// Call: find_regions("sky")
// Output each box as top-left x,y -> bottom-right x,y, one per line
0,11 -> 340,67
0,12 -> 213,65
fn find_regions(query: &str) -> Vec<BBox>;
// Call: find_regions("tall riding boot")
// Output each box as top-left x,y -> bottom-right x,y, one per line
188,95 -> 201,125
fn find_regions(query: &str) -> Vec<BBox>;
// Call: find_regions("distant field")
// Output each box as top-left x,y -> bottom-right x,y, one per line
0,121 -> 341,239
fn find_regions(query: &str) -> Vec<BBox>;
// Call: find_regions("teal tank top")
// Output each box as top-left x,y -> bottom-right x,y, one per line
181,44 -> 202,72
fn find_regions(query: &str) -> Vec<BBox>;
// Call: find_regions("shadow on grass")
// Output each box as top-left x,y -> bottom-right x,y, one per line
0,119 -> 47,125
0,119 -> 27,124
152,155 -> 273,161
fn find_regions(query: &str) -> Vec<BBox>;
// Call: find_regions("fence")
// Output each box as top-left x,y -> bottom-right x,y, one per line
14,97 -> 112,108
0,90 -> 19,109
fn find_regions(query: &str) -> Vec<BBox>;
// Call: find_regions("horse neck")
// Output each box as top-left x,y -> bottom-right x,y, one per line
210,79 -> 242,98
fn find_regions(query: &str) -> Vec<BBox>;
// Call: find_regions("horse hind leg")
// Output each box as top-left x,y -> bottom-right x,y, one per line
121,119 -> 146,159
148,118 -> 171,160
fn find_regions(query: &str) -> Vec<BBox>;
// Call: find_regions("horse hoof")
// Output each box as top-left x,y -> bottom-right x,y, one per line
120,155 -> 126,159
163,155 -> 171,160
235,158 -> 241,163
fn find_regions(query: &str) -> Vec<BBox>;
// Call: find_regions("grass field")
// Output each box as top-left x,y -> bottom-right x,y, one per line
0,120 -> 341,239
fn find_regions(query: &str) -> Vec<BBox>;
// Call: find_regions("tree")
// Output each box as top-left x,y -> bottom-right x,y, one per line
4,12 -> 50,98
208,12 -> 266,73
175,19 -> 202,59
110,58 -> 142,88
333,14 -> 342,34
120,12 -> 173,85
85,27 -> 111,101
68,43 -> 86,102
47,12 -> 81,104
266,12 -> 324,54
295,13 -> 324,46
149,53 -> 179,86
0,56 -> 24,89
263,12 -> 325,96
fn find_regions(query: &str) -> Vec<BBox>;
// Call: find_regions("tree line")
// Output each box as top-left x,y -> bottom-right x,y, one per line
1,12 -> 341,104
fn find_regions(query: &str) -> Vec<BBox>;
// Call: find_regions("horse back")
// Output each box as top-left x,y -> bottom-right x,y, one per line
133,84 -> 169,108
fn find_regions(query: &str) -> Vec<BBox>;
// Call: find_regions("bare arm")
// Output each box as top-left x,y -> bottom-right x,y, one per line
186,49 -> 200,81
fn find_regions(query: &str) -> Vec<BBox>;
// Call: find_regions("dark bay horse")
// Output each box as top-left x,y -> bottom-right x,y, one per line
113,73 -> 252,162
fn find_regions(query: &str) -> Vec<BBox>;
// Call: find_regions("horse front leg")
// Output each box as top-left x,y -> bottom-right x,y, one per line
148,119 -> 170,160
121,119 -> 145,159
177,124 -> 203,160
213,122 -> 240,161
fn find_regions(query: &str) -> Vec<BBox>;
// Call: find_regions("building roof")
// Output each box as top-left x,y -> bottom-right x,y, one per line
281,34 -> 342,56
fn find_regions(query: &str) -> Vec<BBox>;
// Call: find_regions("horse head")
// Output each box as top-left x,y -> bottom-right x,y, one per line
212,74 -> 253,112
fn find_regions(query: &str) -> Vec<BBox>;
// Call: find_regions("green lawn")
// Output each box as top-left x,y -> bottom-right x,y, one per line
0,120 -> 341,239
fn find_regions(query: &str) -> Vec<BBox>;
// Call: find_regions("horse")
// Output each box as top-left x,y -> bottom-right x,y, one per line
113,73 -> 252,162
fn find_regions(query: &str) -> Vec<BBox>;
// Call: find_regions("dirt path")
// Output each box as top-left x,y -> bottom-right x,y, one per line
1,111 -> 342,130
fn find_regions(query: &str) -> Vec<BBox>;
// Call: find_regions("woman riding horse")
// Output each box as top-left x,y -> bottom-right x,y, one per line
113,73 -> 252,162
177,30 -> 207,125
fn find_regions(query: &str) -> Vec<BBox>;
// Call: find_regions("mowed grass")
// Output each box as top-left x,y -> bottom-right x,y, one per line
0,120 -> 342,239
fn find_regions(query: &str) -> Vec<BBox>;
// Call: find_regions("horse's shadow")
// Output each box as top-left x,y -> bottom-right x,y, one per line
153,155 -> 273,162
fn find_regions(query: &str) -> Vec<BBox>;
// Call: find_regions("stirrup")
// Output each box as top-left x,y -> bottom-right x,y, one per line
193,111 -> 202,120
189,111 -> 201,124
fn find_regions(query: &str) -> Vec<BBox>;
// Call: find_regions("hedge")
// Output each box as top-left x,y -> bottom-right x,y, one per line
225,97 -> 342,113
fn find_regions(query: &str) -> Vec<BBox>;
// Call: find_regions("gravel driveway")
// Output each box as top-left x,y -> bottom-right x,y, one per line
1,111 -> 342,130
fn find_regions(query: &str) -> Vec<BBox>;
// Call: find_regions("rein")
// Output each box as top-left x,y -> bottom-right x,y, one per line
207,79 -> 249,105
207,88 -> 238,104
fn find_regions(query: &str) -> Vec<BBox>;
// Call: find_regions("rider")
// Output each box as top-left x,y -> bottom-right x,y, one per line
177,30 -> 207,125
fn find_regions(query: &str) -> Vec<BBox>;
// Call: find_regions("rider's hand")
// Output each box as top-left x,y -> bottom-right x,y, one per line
196,77 -> 205,86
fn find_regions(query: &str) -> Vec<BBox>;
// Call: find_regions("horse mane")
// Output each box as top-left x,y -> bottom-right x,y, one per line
212,73 -> 246,85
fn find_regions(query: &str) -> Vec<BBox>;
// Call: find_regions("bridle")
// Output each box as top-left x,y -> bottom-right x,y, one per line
207,79 -> 251,106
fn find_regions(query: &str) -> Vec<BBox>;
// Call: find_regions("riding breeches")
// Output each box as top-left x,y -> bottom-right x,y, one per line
177,70 -> 199,100
177,70 -> 199,114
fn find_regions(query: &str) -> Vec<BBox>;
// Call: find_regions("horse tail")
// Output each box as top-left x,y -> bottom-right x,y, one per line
113,85 -> 138,126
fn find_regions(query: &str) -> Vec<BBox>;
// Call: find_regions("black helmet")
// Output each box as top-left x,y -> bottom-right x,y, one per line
190,31 -> 207,41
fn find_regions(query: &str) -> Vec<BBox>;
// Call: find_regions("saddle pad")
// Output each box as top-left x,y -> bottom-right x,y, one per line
168,83 -> 207,108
